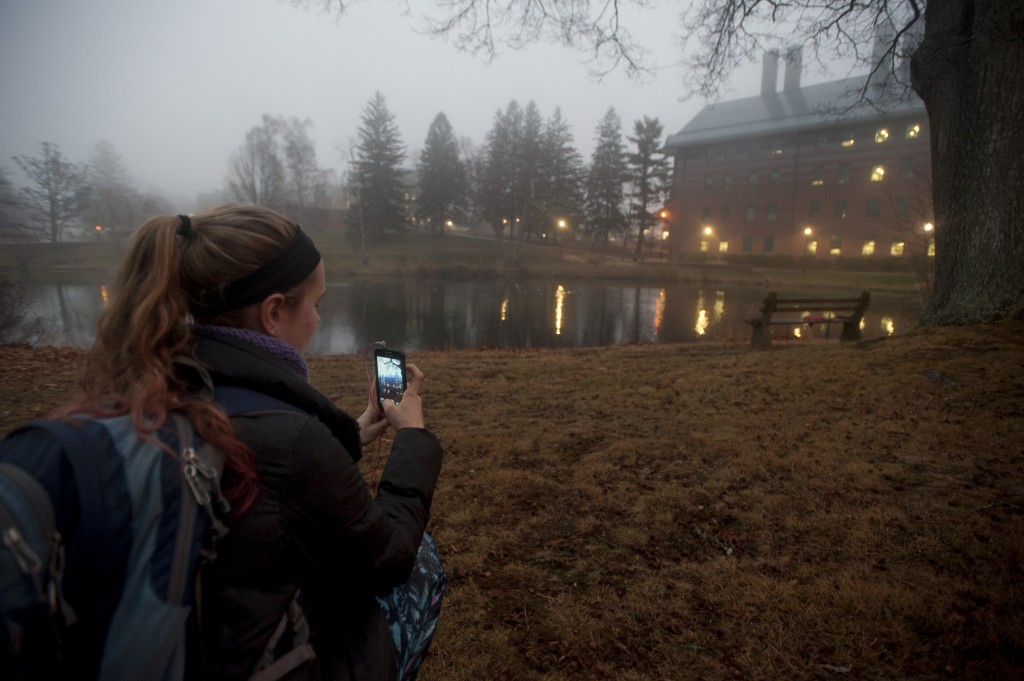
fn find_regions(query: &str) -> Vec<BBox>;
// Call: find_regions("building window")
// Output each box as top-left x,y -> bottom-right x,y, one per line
838,163 -> 851,184
724,174 -> 733,191
767,203 -> 778,222
871,165 -> 886,182
891,241 -> 905,256
771,139 -> 783,155
928,239 -> 936,257
875,128 -> 890,143
704,175 -> 714,191
862,240 -> 876,256
830,236 -> 842,255
745,204 -> 756,221
906,123 -> 921,139
700,240 -> 710,253
721,205 -> 731,220
811,166 -> 824,186
769,169 -> 780,187
764,235 -> 774,253
834,199 -> 847,219
895,198 -> 909,217
806,239 -> 818,255
866,197 -> 880,218
901,158 -> 915,179
702,205 -> 712,219
809,200 -> 821,218
748,172 -> 759,187
815,134 -> 827,150
841,134 -> 855,148
742,234 -> 753,252
719,241 -> 729,253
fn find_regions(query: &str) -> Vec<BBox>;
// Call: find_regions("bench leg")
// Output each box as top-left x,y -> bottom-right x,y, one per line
750,322 -> 771,348
840,321 -> 862,342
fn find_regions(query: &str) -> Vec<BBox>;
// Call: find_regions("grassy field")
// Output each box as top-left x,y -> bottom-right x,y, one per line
2,320 -> 1022,680
0,230 -> 923,295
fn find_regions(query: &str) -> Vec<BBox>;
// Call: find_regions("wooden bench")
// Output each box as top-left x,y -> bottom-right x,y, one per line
747,291 -> 870,347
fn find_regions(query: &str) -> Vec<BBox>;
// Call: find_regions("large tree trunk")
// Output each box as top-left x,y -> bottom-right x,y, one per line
912,0 -> 1024,324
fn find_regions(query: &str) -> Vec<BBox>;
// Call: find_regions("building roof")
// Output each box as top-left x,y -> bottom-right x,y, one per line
664,75 -> 926,151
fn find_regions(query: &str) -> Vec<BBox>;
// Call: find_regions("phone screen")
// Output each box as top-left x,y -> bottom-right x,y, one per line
374,349 -> 407,409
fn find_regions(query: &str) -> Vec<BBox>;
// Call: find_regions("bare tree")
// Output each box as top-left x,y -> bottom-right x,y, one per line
13,142 -> 88,243
289,0 -> 1024,324
227,116 -> 287,209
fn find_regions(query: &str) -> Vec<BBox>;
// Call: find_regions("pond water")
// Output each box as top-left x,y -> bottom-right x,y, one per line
15,276 -> 924,355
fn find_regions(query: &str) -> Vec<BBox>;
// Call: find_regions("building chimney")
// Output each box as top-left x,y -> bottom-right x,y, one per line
761,50 -> 780,97
784,46 -> 803,91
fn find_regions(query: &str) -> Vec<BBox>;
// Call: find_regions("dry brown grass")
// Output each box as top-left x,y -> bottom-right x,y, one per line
2,322 -> 1022,680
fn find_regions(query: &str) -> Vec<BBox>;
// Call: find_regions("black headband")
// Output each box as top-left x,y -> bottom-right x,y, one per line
199,227 -> 321,314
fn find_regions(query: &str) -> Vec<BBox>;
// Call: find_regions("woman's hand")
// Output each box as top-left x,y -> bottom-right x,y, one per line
357,401 -> 389,446
382,363 -> 426,430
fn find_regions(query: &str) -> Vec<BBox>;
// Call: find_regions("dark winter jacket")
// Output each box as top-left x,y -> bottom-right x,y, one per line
188,328 -> 443,680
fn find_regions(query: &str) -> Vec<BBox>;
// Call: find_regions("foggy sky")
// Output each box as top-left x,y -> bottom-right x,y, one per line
1,0 -> 774,207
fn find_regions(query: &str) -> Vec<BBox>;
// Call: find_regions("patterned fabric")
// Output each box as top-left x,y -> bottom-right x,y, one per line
377,534 -> 445,681
194,324 -> 310,379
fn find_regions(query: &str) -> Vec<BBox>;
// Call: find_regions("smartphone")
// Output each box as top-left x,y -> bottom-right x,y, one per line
374,347 -> 407,412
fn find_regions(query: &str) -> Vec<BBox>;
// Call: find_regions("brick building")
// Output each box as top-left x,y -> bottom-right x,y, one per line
662,49 -> 933,261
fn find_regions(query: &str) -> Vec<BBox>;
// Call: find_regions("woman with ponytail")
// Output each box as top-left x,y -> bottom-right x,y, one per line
26,205 -> 444,680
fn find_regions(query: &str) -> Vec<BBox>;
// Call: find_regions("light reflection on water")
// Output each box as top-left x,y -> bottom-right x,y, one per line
16,277 -> 922,354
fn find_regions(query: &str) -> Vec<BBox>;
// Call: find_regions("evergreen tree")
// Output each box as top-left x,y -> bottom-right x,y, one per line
627,116 -> 670,262
538,107 -> 585,241
417,112 -> 467,235
516,101 -> 545,240
481,100 -> 524,240
353,92 -> 408,238
584,108 -> 628,246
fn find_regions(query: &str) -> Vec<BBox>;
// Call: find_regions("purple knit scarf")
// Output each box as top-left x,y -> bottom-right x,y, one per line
197,325 -> 310,380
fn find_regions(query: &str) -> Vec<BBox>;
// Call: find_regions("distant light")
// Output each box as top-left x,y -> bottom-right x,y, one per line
95,225 -> 103,231
703,226 -> 713,235
875,128 -> 889,143
557,219 -> 567,229
924,222 -> 934,232
804,227 -> 813,236
446,220 -> 454,227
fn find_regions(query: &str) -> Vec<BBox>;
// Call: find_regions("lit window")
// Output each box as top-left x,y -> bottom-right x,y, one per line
745,204 -> 756,221
927,239 -> 935,257
890,241 -> 905,256
811,166 -> 824,186
806,240 -> 818,255
838,163 -> 850,184
875,128 -> 889,143
830,236 -> 842,255
871,166 -> 886,181
906,123 -> 920,139
700,240 -> 710,253
841,135 -> 855,147
767,203 -> 777,222
719,241 -> 729,253
862,240 -> 876,255
771,143 -> 783,156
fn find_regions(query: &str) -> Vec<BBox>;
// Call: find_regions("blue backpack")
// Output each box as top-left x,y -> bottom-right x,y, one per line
0,412 -> 228,681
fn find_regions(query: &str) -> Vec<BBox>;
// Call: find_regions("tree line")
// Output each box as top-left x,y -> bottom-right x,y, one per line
1,92 -> 670,264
